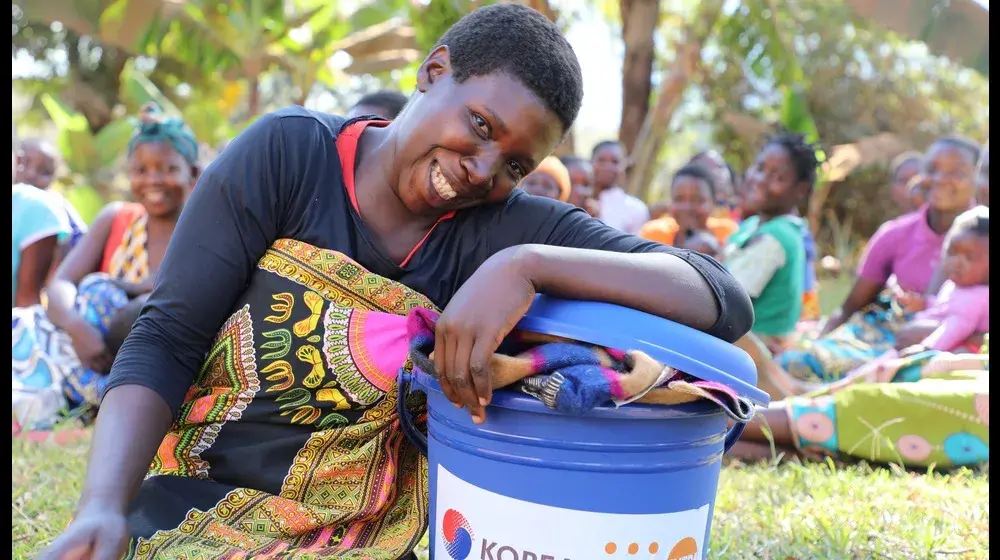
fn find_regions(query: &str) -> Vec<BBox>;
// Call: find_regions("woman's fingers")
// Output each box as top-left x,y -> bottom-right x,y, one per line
469,333 -> 494,409
451,333 -> 484,423
39,535 -> 92,560
433,327 -> 459,406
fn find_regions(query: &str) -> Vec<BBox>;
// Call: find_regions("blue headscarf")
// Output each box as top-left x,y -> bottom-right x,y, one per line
126,103 -> 199,165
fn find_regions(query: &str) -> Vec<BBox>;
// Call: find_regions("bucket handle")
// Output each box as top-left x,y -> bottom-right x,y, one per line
398,370 -> 428,456
397,368 -> 747,457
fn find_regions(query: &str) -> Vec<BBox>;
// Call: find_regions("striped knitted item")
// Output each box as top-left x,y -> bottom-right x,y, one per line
406,307 -> 754,421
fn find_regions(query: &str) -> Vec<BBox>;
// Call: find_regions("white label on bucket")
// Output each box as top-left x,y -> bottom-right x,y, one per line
434,465 -> 709,560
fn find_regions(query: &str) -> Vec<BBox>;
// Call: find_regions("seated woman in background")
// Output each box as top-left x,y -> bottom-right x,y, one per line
41,6 -> 752,559
12,182 -> 71,307
519,155 -> 571,202
732,337 -> 988,470
14,138 -> 89,258
724,132 -> 819,353
638,163 -> 738,249
754,206 -> 989,400
11,104 -> 198,428
780,136 -> 981,383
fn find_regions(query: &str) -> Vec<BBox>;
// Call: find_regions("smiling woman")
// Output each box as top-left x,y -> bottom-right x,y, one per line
40,5 -> 752,560
12,105 -> 198,432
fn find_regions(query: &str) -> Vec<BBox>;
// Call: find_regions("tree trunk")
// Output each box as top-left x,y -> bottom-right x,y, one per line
618,0 -> 659,155
521,0 -> 557,21
625,0 -> 724,200
248,76 -> 261,116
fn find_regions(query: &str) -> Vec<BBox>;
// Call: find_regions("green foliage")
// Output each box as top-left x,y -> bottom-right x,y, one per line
411,0 -> 495,52
698,0 -> 989,244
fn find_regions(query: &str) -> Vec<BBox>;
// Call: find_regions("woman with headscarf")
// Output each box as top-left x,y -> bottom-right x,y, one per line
519,155 -> 572,202
12,104 -> 199,430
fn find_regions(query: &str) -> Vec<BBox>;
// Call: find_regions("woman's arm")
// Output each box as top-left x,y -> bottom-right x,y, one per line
13,236 -> 59,307
76,385 -> 174,514
821,222 -> 900,334
516,244 -> 722,330
484,195 -> 754,342
723,235 -> 787,299
821,276 -> 884,334
44,203 -> 120,330
924,264 -> 947,297
434,241 -> 754,422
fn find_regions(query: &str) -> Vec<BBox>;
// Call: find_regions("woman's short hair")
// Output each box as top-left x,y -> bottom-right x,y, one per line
434,4 -> 583,133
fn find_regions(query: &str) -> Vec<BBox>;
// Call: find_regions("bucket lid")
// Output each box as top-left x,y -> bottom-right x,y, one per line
515,295 -> 769,406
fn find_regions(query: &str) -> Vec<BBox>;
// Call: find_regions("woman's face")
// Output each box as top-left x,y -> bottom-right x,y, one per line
890,158 -> 921,211
742,143 -> 803,216
15,144 -> 58,190
944,230 -> 989,287
591,144 -> 625,190
520,170 -> 562,200
691,152 -> 734,205
389,47 -> 563,216
565,161 -> 593,207
127,141 -> 196,218
670,175 -> 714,231
924,142 -> 976,213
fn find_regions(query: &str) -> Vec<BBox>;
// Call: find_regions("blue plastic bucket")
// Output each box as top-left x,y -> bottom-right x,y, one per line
398,296 -> 768,560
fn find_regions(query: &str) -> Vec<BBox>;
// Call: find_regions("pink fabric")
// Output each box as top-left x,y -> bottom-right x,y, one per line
858,206 -> 946,294
914,281 -> 990,351
347,310 -> 409,393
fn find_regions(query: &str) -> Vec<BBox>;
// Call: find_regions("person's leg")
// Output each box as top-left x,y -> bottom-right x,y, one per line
735,334 -> 822,401
741,403 -> 794,444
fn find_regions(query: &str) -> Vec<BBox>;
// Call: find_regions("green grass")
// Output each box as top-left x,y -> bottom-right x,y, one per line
13,437 -> 988,560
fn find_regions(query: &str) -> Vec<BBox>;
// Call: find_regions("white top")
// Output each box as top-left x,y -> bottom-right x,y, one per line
597,186 -> 649,234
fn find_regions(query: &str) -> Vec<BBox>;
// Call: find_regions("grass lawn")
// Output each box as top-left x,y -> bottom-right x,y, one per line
13,436 -> 988,560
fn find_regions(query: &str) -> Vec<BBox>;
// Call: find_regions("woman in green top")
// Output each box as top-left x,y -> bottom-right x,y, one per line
723,133 -> 820,352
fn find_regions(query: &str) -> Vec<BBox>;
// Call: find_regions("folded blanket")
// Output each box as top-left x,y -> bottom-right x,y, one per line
406,308 -> 754,422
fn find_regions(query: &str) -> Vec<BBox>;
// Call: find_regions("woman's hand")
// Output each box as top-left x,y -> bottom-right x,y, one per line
434,247 -> 536,424
38,504 -> 129,560
67,320 -> 114,374
893,288 -> 927,314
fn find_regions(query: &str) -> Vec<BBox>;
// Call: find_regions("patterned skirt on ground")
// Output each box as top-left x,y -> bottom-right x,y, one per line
779,292 -> 909,383
12,273 -> 130,429
785,341 -> 989,468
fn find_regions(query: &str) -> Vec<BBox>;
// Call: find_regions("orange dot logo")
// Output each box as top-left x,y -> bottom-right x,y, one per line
667,537 -> 699,560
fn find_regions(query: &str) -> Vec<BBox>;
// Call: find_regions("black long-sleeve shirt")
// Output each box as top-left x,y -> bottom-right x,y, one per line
105,107 -> 753,415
